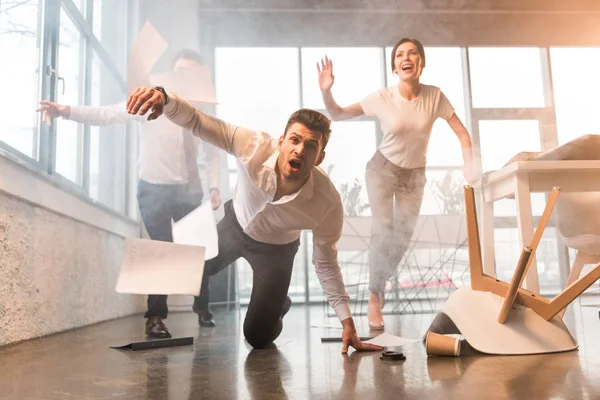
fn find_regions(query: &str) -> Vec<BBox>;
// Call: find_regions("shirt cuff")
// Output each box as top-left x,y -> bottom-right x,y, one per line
163,92 -> 177,116
333,301 -> 352,322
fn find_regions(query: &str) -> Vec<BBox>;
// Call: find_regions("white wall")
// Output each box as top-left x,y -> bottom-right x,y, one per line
0,154 -> 144,347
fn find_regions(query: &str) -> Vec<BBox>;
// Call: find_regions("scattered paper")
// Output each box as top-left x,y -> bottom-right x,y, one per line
172,202 -> 219,260
364,333 -> 420,348
127,21 -> 168,94
115,238 -> 205,295
150,65 -> 218,104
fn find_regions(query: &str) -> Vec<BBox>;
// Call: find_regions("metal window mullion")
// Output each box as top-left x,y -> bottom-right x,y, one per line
39,0 -> 60,174
460,47 -> 478,165
81,0 -> 93,193
298,47 -> 311,305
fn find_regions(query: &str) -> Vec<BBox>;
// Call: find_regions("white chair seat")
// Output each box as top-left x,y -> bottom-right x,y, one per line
561,235 -> 600,257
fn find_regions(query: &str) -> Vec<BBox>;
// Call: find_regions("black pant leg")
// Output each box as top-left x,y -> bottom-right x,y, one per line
137,180 -> 175,319
242,238 -> 300,348
193,200 -> 243,312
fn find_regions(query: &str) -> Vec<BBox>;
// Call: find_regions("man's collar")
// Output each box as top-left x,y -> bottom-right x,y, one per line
264,149 -> 314,200
262,149 -> 279,170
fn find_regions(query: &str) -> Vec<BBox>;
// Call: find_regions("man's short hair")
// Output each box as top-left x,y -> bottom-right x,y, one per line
172,48 -> 203,66
284,109 -> 332,150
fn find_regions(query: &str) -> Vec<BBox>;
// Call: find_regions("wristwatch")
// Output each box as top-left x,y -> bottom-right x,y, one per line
154,86 -> 170,105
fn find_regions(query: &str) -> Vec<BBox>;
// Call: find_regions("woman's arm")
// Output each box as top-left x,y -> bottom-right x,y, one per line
317,56 -> 364,121
446,113 -> 481,183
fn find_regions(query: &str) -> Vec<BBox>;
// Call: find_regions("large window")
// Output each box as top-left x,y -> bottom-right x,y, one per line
550,47 -> 600,145
215,44 -> 596,305
0,0 -> 42,159
468,47 -> 546,108
0,0 -> 134,217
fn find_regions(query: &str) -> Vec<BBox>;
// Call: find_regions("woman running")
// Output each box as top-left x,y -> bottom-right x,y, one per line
317,38 -> 479,329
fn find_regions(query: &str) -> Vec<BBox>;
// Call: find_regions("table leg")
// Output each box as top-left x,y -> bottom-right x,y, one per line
482,200 -> 496,277
514,173 -> 540,294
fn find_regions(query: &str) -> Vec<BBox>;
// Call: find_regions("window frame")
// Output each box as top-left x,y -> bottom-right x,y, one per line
0,0 -> 135,220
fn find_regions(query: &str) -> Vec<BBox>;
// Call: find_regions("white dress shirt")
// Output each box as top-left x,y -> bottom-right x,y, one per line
164,94 -> 352,321
67,103 -> 221,189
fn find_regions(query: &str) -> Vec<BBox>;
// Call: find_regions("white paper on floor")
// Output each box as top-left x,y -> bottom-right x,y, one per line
364,333 -> 420,348
115,238 -> 205,295
172,201 -> 219,260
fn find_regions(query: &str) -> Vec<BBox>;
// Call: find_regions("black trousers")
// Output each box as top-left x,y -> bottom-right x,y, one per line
194,200 -> 300,348
137,179 -> 203,319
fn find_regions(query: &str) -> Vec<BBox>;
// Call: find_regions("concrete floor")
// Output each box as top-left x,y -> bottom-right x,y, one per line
1,300 -> 599,399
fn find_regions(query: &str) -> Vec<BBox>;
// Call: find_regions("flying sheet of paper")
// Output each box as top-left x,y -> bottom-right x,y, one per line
364,333 -> 420,348
115,238 -> 205,295
172,201 -> 219,260
150,65 -> 218,104
127,20 -> 168,94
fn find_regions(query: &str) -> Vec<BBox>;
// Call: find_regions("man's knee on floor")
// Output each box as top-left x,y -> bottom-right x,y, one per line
243,326 -> 275,349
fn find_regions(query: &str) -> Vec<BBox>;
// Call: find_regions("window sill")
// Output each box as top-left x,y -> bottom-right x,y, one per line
0,148 -> 140,238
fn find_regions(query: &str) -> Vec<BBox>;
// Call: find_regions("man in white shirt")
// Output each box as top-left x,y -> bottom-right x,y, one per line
37,50 -> 223,339
124,85 -> 382,352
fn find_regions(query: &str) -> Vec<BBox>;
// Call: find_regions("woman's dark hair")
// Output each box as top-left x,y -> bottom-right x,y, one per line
390,38 -> 426,72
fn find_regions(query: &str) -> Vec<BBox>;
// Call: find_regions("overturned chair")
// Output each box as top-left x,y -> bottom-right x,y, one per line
425,184 -> 600,356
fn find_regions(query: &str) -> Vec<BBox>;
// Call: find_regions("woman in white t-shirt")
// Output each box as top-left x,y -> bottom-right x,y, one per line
318,38 -> 479,330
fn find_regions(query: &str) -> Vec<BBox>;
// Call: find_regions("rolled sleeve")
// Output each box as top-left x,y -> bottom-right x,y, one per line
312,201 -> 352,321
164,93 -> 256,158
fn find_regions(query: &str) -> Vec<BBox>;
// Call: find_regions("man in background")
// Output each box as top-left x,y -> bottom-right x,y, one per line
37,49 -> 223,339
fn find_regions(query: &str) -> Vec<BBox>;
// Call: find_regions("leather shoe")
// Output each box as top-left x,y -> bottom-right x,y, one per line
145,316 -> 172,339
197,309 -> 216,328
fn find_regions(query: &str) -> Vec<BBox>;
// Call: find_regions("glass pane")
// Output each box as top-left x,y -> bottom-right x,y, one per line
320,121 -> 377,217
550,47 -> 600,145
0,0 -> 41,158
479,120 -> 545,216
93,0 -> 128,75
386,46 -> 467,166
74,0 -> 86,13
421,168 -> 466,215
301,47 -> 383,109
469,47 -> 545,108
494,227 -> 561,295
89,53 -> 127,213
215,47 -> 300,135
55,8 -> 83,183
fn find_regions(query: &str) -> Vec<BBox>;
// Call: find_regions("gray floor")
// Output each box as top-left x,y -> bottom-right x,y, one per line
1,300 -> 599,399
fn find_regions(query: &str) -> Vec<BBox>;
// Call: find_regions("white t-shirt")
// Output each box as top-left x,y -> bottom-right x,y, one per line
360,84 -> 454,168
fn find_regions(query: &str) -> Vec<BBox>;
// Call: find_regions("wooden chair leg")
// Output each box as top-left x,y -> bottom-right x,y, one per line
557,252 -> 600,318
542,263 -> 600,321
464,185 -> 484,289
497,187 -> 560,324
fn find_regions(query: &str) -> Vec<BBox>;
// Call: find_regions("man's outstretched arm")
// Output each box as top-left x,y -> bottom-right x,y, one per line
38,100 -> 143,127
313,203 -> 383,354
126,86 -> 256,158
